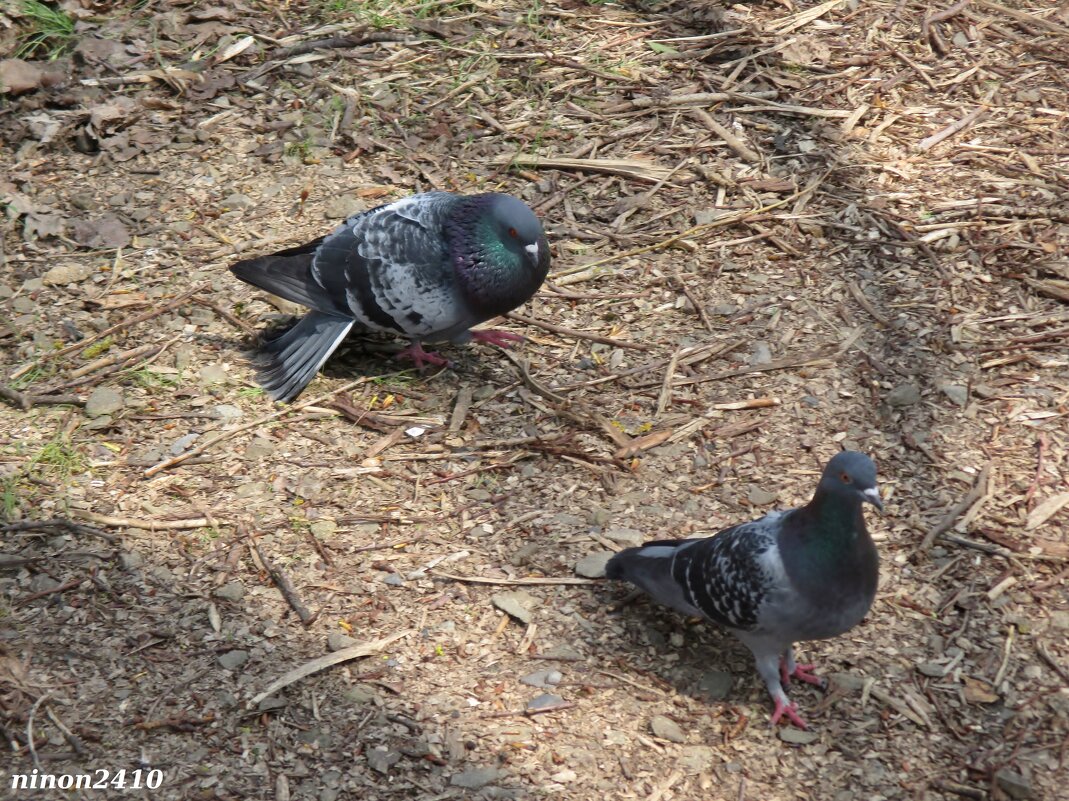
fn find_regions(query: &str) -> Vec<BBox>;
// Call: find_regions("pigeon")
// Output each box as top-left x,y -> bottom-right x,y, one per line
230,191 -> 550,401
605,451 -> 882,729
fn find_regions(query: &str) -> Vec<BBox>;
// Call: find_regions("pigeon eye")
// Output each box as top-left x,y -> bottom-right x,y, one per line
840,472 -> 852,484
508,227 -> 518,238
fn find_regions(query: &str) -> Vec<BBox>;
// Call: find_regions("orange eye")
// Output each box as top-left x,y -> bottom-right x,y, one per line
840,472 -> 852,483
508,227 -> 518,237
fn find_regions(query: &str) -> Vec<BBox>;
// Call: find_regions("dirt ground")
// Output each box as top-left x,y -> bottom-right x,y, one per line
2,1 -> 1068,799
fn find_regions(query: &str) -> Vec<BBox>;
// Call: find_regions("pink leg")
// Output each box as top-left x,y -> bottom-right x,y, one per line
470,329 -> 525,349
770,698 -> 809,730
395,342 -> 450,369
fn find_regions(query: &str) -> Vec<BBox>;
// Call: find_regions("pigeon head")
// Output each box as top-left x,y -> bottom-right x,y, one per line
482,194 -> 549,274
451,193 -> 550,316
818,451 -> 882,511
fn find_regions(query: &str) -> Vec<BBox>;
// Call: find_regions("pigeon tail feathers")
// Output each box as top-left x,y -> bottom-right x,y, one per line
230,252 -> 338,315
254,311 -> 353,402
606,541 -> 701,617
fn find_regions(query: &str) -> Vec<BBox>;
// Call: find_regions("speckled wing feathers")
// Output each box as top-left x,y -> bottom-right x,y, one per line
311,193 -> 469,340
675,513 -> 785,631
605,512 -> 787,632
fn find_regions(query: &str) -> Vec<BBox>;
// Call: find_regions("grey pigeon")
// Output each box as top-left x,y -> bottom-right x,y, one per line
230,192 -> 550,401
605,451 -> 882,729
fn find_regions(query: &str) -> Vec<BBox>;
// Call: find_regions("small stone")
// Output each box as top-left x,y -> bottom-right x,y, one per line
747,486 -> 779,506
650,715 -> 686,743
778,727 -> 819,745
366,747 -> 401,774
214,581 -> 245,602
43,262 -> 93,285
323,195 -> 365,220
328,632 -> 358,651
749,341 -> 772,366
995,769 -> 1031,800
696,669 -> 733,701
221,193 -> 255,209
520,670 -> 553,687
550,769 -> 577,783
679,745 -> 715,774
199,364 -> 229,385
1048,610 -> 1069,630
309,520 -> 337,538
217,650 -> 249,670
886,383 -> 921,407
492,590 -> 539,625
234,481 -> 270,498
575,552 -> 612,578
527,693 -> 564,711
916,662 -> 945,678
29,574 -> 61,593
118,551 -> 143,570
343,684 -> 380,704
938,382 -> 968,407
244,437 -> 275,460
540,644 -> 582,661
604,527 -> 644,548
383,573 -> 404,586
170,433 -> 199,456
587,505 -> 611,526
213,404 -> 243,422
545,670 -> 562,685
85,387 -> 124,418
450,768 -> 503,789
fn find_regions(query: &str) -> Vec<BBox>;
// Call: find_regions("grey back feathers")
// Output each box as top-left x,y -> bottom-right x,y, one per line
230,192 -> 550,401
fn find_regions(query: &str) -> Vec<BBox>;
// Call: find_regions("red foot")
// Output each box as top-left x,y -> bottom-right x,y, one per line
791,663 -> 826,688
779,658 -> 826,689
770,698 -> 809,730
470,329 -> 525,348
395,342 -> 450,369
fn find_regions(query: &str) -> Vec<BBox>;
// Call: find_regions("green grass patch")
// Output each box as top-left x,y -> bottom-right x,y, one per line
28,435 -> 86,482
16,1 -> 76,60
126,367 -> 178,389
82,336 -> 114,360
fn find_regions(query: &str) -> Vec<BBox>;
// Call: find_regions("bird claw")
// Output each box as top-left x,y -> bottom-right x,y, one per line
470,329 -> 525,349
395,342 -> 451,370
770,699 -> 809,730
790,663 -> 827,690
779,658 -> 826,690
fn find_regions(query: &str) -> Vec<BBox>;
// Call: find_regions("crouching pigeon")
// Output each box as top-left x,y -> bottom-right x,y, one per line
606,451 -> 882,729
230,192 -> 550,401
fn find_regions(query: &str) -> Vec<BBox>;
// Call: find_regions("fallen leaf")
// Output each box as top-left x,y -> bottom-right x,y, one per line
0,58 -> 64,95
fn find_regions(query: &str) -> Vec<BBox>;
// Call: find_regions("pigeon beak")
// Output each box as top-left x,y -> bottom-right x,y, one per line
524,242 -> 540,263
861,486 -> 884,512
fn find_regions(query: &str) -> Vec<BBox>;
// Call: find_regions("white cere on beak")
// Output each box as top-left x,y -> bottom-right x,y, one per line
862,486 -> 883,511
524,242 -> 540,260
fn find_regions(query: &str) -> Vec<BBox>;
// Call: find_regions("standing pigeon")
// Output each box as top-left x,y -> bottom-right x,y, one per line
229,192 -> 550,401
605,451 -> 882,729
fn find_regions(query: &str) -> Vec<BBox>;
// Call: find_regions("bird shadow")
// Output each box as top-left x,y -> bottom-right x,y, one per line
594,584 -> 828,720
243,315 -> 486,385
